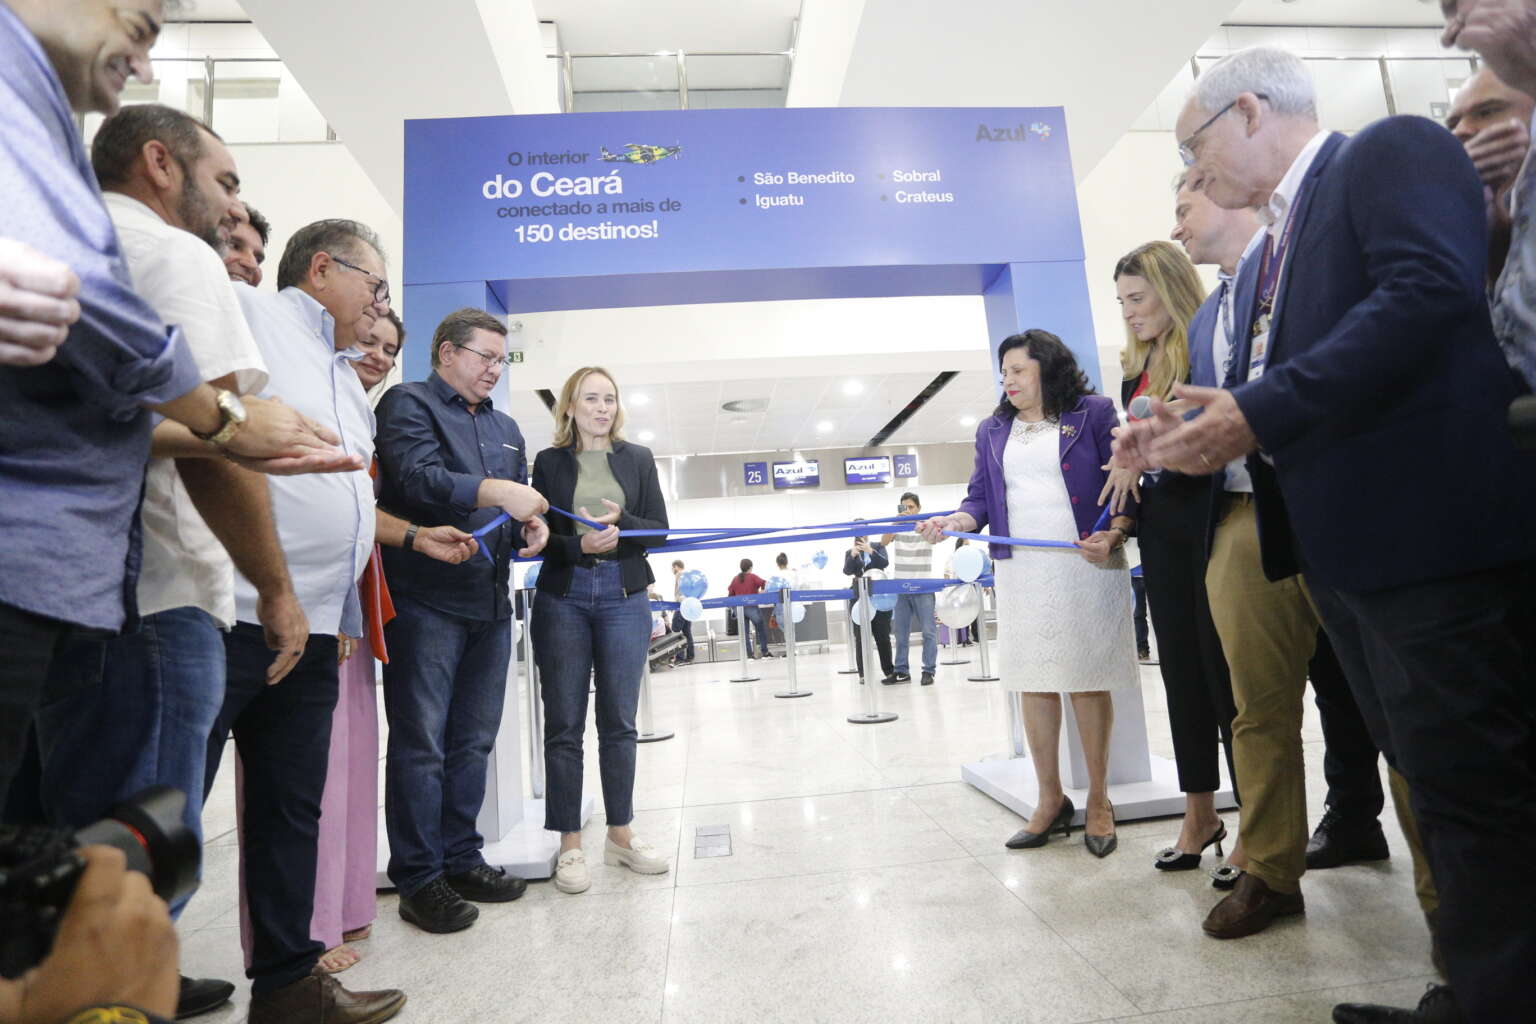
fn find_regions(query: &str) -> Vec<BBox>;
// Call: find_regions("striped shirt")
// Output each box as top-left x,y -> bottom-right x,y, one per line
889,531 -> 934,579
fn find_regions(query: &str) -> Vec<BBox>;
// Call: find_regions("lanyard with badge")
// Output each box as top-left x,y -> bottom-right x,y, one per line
1248,186 -> 1307,381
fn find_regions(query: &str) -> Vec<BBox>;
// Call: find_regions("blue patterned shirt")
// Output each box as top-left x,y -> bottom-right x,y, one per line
0,4 -> 203,630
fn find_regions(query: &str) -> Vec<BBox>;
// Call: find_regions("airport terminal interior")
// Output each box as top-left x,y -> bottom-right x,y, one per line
54,0 -> 1497,1020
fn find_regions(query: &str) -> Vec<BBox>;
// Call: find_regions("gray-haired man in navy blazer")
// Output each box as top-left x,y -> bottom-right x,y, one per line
1117,44 -> 1536,1024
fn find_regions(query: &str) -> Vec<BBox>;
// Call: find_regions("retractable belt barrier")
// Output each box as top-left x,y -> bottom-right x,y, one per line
473,504 -> 1108,565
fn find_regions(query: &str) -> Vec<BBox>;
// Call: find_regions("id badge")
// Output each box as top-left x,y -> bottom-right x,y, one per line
1248,325 -> 1271,380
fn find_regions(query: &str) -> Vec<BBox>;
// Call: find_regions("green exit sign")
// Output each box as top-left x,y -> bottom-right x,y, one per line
508,351 -> 524,364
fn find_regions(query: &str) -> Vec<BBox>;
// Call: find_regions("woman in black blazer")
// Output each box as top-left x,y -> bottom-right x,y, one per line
530,366 -> 670,896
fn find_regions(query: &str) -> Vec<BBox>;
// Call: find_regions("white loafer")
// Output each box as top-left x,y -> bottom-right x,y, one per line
604,836 -> 670,875
554,849 -> 591,894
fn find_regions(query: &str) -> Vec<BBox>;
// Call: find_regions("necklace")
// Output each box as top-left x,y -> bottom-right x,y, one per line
1010,415 -> 1057,442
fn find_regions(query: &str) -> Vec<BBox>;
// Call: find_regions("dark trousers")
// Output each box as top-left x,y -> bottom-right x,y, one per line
207,623 -> 338,996
744,605 -> 770,656
1309,630 -> 1384,823
0,602 -> 80,806
533,562 -> 650,833
672,613 -> 694,660
1138,477 -> 1239,797
1309,562 -> 1536,1022
852,607 -> 894,678
1131,574 -> 1149,654
382,595 -> 511,897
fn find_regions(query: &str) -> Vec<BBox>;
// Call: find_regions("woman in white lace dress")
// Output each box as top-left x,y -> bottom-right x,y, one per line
920,330 -> 1138,857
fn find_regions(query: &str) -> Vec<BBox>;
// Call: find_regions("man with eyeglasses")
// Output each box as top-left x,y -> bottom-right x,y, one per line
374,307 -> 550,935
205,218 -> 488,1023
880,492 -> 938,686
1115,44 -> 1536,1024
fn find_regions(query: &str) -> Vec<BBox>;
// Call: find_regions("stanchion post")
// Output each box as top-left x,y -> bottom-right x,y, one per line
1007,690 -> 1026,758
774,588 -> 812,699
838,600 -> 860,674
966,585 -> 999,682
941,613 -> 972,666
521,587 -> 545,798
636,656 -> 675,742
729,603 -> 759,683
847,577 -> 897,725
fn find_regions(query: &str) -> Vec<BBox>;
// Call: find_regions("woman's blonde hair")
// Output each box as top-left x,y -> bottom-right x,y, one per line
1114,241 -> 1206,402
551,366 -> 626,449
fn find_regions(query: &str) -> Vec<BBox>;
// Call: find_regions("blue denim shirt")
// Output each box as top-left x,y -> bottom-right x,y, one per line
375,373 -> 527,621
0,5 -> 202,631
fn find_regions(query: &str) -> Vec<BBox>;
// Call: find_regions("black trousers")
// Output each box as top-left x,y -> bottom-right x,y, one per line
1137,476 -> 1238,796
206,624 -> 338,996
1309,630 -> 1384,823
852,607 -> 893,678
0,602 -> 98,811
1131,574 -> 1149,654
1310,562 -> 1536,1022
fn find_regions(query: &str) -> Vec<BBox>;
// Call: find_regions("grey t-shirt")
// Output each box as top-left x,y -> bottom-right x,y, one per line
572,449 -> 625,535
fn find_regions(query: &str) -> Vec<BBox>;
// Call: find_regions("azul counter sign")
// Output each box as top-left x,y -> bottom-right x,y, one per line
404,106 -> 1082,302
773,460 -> 820,489
893,454 -> 918,479
743,461 -> 768,487
844,456 -> 892,485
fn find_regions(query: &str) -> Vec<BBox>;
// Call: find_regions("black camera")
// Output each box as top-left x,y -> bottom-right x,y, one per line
0,786 -> 200,979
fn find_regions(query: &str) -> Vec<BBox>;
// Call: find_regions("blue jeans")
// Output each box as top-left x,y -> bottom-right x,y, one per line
382,595 -> 512,897
209,623 -> 338,995
532,562 -> 650,833
744,605 -> 770,655
890,592 -> 937,675
33,606 -> 224,917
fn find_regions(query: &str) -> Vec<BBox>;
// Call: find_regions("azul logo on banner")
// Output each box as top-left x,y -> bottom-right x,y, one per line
893,454 -> 918,479
975,121 -> 1055,142
773,460 -> 820,489
844,456 -> 892,485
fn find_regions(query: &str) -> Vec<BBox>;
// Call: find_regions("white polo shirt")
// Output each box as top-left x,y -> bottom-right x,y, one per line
104,192 -> 268,627
232,284 -> 374,634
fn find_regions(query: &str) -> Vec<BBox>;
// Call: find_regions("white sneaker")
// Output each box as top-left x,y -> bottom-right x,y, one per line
554,849 -> 590,894
604,836 -> 670,875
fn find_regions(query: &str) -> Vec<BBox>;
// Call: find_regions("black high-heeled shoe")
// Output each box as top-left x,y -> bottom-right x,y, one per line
1153,823 -> 1227,872
1005,795 -> 1075,849
1084,800 -> 1117,858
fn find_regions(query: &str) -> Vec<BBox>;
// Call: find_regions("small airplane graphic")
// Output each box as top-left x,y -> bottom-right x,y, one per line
600,142 -> 682,165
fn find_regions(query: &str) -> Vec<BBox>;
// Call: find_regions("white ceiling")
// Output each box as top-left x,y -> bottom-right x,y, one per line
1227,0 -> 1444,26
177,0 -> 252,20
499,370 -> 999,459
532,0 -> 798,54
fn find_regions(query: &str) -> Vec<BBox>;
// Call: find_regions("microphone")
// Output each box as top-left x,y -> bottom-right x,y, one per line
1128,395 -> 1153,420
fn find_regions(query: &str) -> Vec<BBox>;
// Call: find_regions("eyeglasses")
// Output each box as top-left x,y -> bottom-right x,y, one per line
453,342 -> 514,368
1177,93 -> 1267,167
329,255 -> 390,305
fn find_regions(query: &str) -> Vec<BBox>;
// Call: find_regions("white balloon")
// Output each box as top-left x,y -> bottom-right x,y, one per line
680,596 -> 704,622
849,597 -> 871,625
791,601 -> 807,624
952,545 -> 984,583
936,583 -> 983,628
514,617 -> 523,643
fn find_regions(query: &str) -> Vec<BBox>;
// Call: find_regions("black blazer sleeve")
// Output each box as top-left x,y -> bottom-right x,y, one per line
531,449 -> 583,566
615,444 -> 669,552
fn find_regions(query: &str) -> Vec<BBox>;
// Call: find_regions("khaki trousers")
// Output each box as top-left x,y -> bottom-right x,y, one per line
1205,496 -> 1318,895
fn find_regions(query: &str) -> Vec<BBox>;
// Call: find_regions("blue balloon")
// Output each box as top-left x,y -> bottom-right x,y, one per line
766,575 -> 790,593
522,562 -> 541,588
678,569 -> 708,599
812,551 -> 828,570
871,591 -> 898,612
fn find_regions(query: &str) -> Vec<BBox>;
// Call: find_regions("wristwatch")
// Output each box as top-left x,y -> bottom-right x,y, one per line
403,524 -> 420,551
193,388 -> 247,446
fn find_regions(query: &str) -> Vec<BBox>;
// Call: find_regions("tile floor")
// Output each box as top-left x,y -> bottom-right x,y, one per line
180,647 -> 1439,1023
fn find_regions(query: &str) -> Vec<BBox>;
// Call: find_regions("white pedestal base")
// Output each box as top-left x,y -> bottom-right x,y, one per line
961,754 -> 1235,825
375,795 -> 595,887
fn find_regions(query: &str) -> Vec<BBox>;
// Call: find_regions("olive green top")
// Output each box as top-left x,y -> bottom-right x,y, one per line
572,449 -> 625,535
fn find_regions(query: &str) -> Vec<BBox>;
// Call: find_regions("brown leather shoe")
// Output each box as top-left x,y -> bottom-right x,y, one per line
248,971 -> 406,1024
1202,871 -> 1305,939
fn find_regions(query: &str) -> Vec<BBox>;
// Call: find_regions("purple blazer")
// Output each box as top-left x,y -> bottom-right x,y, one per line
956,395 -> 1136,560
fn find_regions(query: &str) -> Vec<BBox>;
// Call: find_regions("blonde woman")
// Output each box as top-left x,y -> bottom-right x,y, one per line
531,367 -> 671,893
1112,241 -> 1242,875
